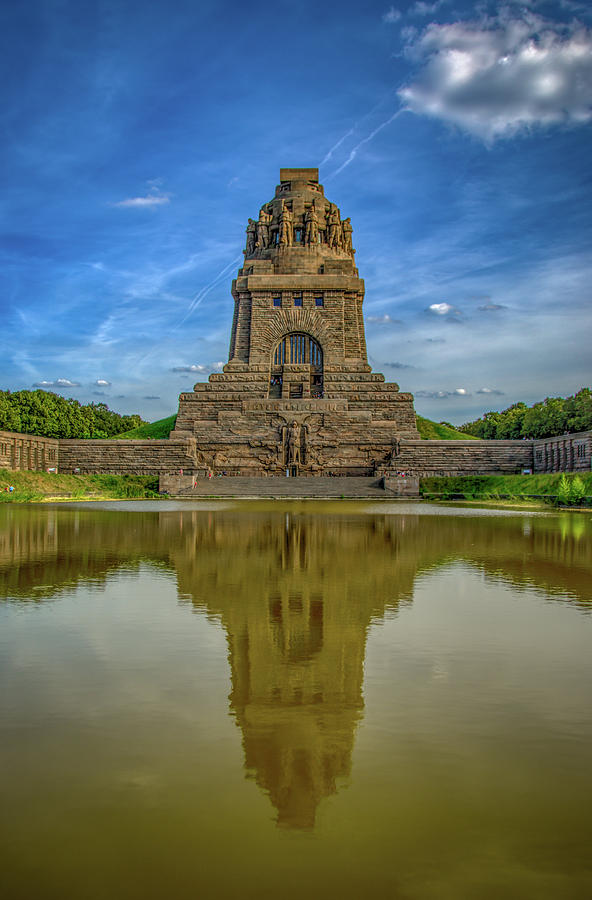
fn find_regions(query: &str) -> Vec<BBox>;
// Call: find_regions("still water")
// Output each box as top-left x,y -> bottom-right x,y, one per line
1,500 -> 591,900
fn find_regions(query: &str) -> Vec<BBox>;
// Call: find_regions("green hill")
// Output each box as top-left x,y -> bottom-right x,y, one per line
416,415 -> 479,440
116,412 -> 471,442
115,414 -> 177,439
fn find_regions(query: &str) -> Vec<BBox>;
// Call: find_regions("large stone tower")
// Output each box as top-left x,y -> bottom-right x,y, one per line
172,168 -> 418,475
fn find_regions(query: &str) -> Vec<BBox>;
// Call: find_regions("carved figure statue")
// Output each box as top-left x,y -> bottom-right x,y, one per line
341,217 -> 353,255
327,204 -> 342,250
245,218 -> 257,256
278,200 -> 293,248
387,439 -> 401,464
287,421 -> 301,465
281,420 -> 307,466
305,205 -> 319,245
256,207 -> 272,251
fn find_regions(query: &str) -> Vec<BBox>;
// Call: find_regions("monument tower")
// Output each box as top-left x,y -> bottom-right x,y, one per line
172,168 -> 418,475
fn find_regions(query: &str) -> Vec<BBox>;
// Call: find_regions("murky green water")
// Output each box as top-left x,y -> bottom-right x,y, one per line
1,501 -> 591,900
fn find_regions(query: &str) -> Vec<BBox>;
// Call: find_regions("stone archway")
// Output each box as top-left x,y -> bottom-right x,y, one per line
269,332 -> 323,399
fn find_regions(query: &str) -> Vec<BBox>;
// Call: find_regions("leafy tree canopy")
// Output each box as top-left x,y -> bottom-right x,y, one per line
459,388 -> 592,440
0,390 -> 145,439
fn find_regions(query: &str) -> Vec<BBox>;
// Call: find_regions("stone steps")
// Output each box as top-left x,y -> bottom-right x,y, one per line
169,475 -> 396,498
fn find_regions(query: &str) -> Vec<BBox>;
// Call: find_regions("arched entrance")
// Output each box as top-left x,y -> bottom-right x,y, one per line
269,333 -> 323,399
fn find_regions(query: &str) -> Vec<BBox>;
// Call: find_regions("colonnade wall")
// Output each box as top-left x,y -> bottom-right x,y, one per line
0,430 -> 59,472
532,431 -> 592,473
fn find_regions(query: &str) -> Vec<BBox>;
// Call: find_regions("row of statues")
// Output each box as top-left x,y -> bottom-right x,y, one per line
245,202 -> 353,256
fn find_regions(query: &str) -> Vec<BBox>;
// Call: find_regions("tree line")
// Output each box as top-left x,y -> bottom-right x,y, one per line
458,388 -> 592,440
0,390 -> 145,439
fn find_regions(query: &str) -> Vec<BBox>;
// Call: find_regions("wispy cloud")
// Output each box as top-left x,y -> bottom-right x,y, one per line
95,378 -> 111,386
366,314 -> 402,324
382,7 -> 402,24
476,387 -> 505,395
478,302 -> 507,311
111,184 -> 171,208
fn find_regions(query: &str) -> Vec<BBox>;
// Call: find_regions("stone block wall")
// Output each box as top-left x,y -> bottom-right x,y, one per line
393,439 -> 534,477
533,431 -> 591,473
0,430 -> 59,471
58,439 -> 197,475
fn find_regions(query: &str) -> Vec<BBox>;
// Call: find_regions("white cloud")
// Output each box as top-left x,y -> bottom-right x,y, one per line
399,12 -> 592,139
33,378 -> 81,388
383,6 -> 402,24
415,387 -> 471,398
112,185 -> 171,208
477,387 -> 505,395
113,195 -> 170,208
171,362 -> 224,375
428,301 -> 459,315
95,378 -> 111,386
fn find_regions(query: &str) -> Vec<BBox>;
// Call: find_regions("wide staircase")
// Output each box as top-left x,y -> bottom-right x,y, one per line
169,476 -> 418,499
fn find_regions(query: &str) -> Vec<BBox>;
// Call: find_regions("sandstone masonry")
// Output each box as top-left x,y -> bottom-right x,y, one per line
5,170 -> 591,485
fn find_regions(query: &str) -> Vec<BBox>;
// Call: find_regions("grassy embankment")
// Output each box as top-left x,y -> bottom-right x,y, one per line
0,470 -> 159,503
420,472 -> 592,507
115,415 -> 177,439
415,416 -> 479,440
116,414 -> 472,441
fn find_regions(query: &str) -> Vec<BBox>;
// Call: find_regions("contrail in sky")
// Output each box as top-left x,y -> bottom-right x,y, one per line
175,254 -> 243,329
331,108 -> 407,177
321,128 -> 355,166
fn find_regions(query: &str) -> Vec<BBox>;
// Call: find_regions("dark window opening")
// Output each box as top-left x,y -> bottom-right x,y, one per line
294,295 -> 302,307
273,297 -> 281,307
315,296 -> 323,307
294,227 -> 303,243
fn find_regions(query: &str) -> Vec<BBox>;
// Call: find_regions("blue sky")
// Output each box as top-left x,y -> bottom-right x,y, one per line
1,0 -> 591,425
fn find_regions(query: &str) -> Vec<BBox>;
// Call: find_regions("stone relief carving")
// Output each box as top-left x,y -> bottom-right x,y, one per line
305,205 -> 319,245
256,207 -> 272,251
281,420 -> 308,466
245,218 -> 257,256
278,200 -> 293,248
326,204 -> 342,250
341,217 -> 353,256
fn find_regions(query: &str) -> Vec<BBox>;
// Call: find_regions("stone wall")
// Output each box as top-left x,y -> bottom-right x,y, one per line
391,439 -> 534,477
58,439 -> 197,475
0,430 -> 59,471
533,431 -> 591,473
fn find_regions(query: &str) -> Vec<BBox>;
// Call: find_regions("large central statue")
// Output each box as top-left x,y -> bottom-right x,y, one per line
172,168 -> 418,475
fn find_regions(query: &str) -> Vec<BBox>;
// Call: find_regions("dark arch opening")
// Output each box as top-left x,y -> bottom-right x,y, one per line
269,333 -> 323,399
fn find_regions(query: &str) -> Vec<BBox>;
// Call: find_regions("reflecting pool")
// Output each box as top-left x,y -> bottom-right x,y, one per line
1,501 -> 591,899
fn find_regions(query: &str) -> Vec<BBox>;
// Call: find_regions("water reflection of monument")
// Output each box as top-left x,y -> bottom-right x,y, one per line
174,513 -> 417,829
1,506 -> 591,828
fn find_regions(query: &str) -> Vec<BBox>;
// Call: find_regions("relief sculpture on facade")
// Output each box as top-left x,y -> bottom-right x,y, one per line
256,207 -> 272,251
305,205 -> 319,245
245,218 -> 257,256
278,200 -> 293,248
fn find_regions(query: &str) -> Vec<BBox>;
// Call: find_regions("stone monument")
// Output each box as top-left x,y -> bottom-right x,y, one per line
172,168 -> 419,475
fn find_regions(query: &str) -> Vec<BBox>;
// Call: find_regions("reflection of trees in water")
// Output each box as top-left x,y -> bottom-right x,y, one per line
1,505 -> 590,828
